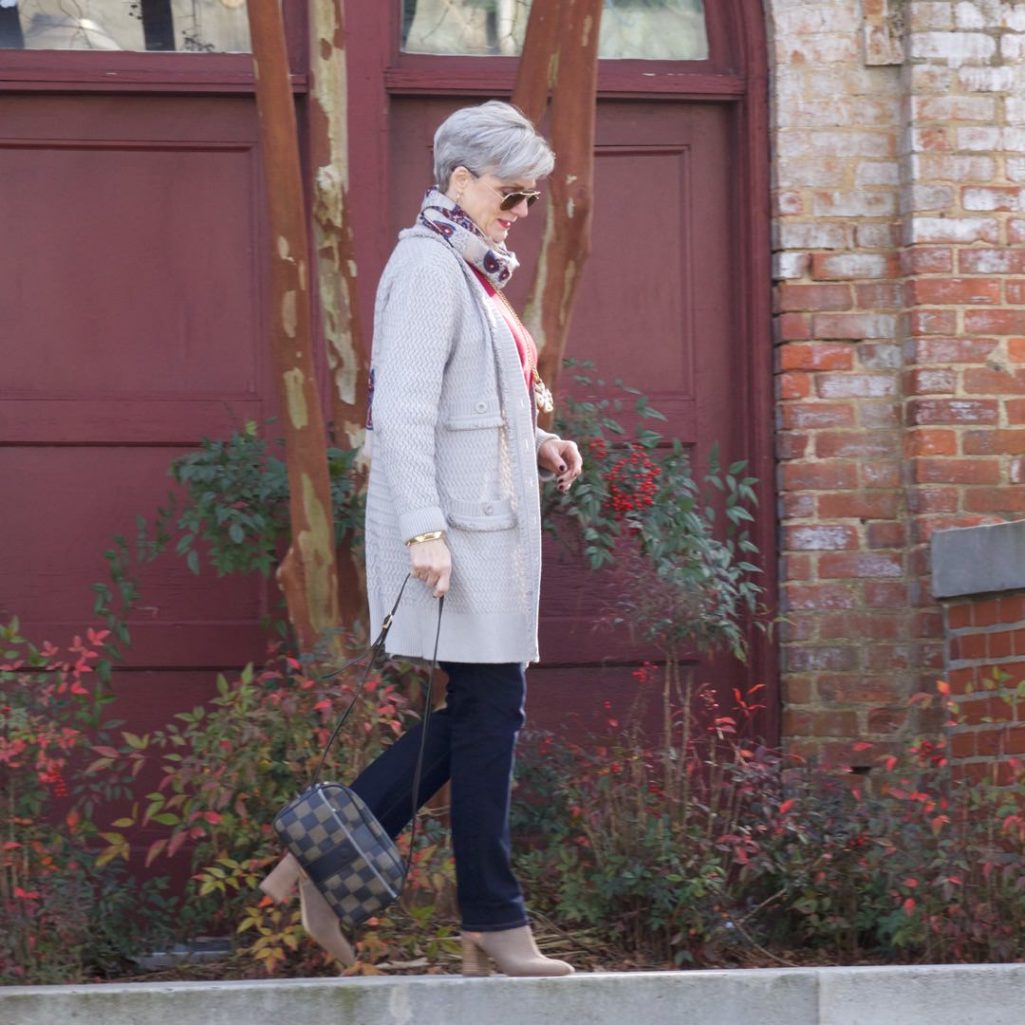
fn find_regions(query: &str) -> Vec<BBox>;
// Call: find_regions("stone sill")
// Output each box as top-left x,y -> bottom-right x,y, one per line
3,964 -> 1025,1025
932,519 -> 1025,599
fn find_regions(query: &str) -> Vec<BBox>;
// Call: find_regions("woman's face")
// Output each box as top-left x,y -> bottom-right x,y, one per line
448,168 -> 538,246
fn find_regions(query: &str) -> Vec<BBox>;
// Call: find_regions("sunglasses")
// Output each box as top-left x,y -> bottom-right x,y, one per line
471,173 -> 542,211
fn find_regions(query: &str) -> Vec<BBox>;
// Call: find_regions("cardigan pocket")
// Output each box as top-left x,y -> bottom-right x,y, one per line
445,496 -> 517,531
444,400 -> 505,430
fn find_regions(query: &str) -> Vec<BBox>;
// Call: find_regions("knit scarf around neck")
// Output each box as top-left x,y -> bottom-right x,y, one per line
417,187 -> 519,289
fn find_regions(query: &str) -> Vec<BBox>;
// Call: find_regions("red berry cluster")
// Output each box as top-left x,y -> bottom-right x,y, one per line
604,444 -> 661,520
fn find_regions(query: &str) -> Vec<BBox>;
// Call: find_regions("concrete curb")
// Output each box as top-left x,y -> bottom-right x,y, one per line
2,963 -> 1025,1025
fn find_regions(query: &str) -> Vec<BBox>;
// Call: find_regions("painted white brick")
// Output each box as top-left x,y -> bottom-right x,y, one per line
1007,5 -> 1025,31
904,216 -> 1000,245
1007,97 -> 1025,125
958,66 -> 1016,92
817,374 -> 897,399
776,222 -> 851,251
856,223 -> 899,248
1007,157 -> 1025,183
817,253 -> 892,278
776,130 -> 893,160
1002,33 -> 1025,59
909,31 -> 997,65
1004,127 -> 1025,152
787,526 -> 858,551
963,187 -> 1025,211
773,252 -> 811,280
856,161 -> 900,187
909,153 -> 997,181
812,191 -> 897,218
907,64 -> 957,94
954,2 -> 986,29
956,125 -> 1002,150
902,184 -> 956,213
959,249 -> 1018,273
775,33 -> 860,65
776,155 -> 848,188
859,344 -> 902,370
910,2 -> 955,31
773,7 -> 860,34
911,95 -> 996,122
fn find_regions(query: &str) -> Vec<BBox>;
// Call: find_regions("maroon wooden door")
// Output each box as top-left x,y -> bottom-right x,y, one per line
0,82 -> 280,737
346,1 -> 776,740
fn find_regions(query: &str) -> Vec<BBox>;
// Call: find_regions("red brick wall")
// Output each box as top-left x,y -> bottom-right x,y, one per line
943,592 -> 1025,778
770,0 -> 1025,761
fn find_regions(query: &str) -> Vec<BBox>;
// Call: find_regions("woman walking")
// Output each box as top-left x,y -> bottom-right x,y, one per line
263,100 -> 582,977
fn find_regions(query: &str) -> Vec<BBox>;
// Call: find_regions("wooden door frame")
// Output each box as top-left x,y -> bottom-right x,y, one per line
345,0 -> 777,742
0,0 -> 307,92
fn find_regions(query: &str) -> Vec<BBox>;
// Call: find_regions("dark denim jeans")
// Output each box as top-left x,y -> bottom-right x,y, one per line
349,660 -> 529,932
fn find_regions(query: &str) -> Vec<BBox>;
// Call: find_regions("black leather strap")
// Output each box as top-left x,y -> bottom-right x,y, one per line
312,574 -> 443,880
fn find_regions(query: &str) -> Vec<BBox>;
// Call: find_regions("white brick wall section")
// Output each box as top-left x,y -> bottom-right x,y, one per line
773,252 -> 810,280
909,32 -> 997,65
904,217 -> 1001,245
963,188 -> 1025,212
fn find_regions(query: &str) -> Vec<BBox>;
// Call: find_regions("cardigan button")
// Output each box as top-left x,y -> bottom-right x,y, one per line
483,503 -> 494,515
475,400 -> 488,413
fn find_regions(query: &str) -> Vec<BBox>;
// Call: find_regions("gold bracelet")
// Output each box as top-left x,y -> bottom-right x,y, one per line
405,530 -> 445,547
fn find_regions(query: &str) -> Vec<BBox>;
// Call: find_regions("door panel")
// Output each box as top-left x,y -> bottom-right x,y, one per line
0,94 -> 271,670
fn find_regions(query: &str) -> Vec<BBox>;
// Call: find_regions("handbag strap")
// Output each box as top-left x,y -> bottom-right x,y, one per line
312,573 -> 444,879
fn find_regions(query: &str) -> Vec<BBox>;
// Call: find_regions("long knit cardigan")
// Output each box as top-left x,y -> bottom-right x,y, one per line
364,224 -> 560,664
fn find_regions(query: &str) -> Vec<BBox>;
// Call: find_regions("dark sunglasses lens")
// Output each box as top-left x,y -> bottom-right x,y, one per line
500,191 -> 540,211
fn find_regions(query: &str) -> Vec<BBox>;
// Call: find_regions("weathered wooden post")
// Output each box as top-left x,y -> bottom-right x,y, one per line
513,0 -> 603,426
246,0 -> 341,652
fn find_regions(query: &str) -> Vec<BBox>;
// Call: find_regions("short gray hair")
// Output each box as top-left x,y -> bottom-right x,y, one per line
433,100 -> 555,191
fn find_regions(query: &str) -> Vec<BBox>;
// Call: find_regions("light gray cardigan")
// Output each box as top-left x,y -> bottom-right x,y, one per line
364,225 -> 559,664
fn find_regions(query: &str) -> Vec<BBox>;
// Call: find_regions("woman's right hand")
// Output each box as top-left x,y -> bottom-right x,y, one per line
409,538 -> 452,598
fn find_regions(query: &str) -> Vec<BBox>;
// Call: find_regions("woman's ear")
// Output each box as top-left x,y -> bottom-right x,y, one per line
448,165 -> 472,200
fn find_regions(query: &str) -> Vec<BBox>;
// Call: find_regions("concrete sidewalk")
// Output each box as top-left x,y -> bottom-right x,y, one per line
2,963 -> 1024,1025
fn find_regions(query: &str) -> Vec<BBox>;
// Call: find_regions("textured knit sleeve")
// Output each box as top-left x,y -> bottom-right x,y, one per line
370,247 -> 462,542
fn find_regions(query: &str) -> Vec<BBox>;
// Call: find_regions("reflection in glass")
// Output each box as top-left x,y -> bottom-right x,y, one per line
0,0 -> 251,51
401,0 -> 708,61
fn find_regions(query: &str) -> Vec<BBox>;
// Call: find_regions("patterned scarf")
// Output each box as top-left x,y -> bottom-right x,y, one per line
417,187 -> 519,289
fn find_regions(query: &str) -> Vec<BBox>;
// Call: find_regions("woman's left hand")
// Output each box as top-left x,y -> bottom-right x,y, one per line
539,438 -> 583,493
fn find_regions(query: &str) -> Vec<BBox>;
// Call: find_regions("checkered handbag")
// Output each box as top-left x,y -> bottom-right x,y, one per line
272,576 -> 442,931
273,782 -> 405,929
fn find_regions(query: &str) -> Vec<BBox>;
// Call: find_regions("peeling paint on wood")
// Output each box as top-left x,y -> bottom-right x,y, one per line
281,290 -> 297,338
283,368 -> 308,429
298,473 -> 335,633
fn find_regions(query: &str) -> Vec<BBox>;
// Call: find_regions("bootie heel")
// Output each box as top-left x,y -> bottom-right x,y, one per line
460,926 -> 574,977
259,853 -> 355,967
259,852 -> 301,903
461,932 -> 493,977
298,875 -> 355,967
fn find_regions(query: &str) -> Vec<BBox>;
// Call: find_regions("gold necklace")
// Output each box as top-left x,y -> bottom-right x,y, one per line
492,288 -> 555,414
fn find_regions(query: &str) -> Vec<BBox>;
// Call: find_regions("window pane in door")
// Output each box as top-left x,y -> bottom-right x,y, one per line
1,0 -> 251,51
401,0 -> 708,61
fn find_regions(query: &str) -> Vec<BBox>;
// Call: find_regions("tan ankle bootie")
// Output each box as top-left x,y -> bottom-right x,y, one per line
460,925 -> 574,977
259,853 -> 355,967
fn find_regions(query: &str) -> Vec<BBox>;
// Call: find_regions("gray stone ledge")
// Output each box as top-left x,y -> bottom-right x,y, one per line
3,964 -> 1025,1025
932,519 -> 1025,599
